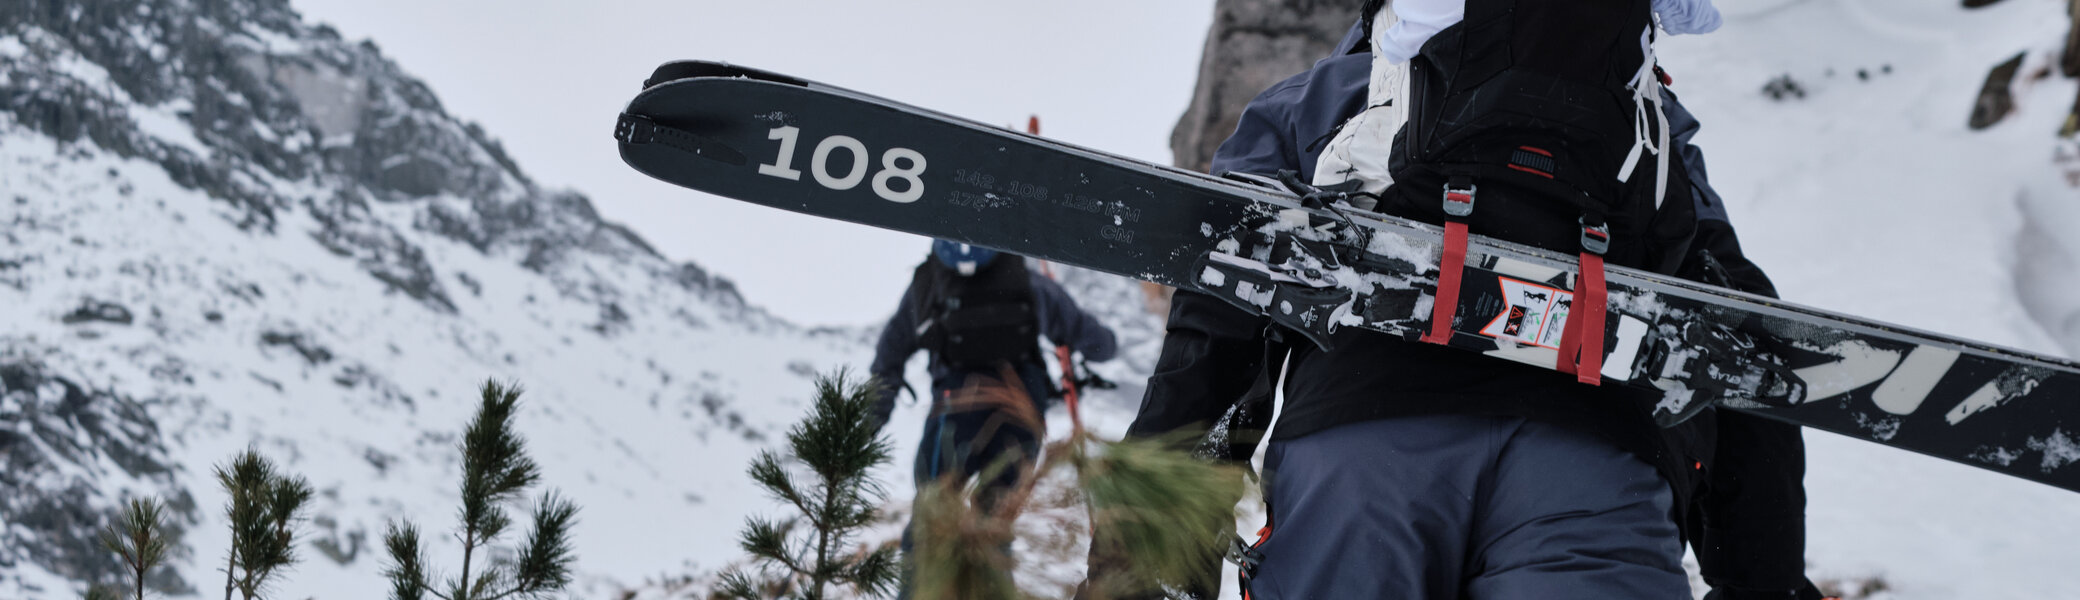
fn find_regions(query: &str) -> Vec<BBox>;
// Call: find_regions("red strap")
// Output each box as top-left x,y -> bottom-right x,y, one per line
1056,345 -> 1082,432
1579,253 -> 1607,384
1556,253 -> 1607,385
1422,221 -> 1470,345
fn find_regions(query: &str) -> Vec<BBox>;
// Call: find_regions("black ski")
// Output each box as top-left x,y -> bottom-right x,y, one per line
615,60 -> 2080,494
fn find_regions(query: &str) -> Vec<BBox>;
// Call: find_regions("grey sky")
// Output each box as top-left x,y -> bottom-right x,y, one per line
288,0 -> 1217,325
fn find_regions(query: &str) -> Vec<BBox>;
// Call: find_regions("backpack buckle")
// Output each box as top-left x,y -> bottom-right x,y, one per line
1579,216 -> 1611,255
1442,182 -> 1477,218
1225,535 -> 1264,572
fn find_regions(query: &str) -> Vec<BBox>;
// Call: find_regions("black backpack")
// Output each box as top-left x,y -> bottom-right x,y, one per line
1376,0 -> 1698,382
909,257 -> 1041,370
1381,0 -> 1698,272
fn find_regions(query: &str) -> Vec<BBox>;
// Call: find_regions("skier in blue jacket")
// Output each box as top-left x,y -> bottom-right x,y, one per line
1092,3 -> 1824,599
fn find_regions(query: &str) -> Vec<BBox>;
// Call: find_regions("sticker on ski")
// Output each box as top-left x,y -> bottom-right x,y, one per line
1479,276 -> 1571,349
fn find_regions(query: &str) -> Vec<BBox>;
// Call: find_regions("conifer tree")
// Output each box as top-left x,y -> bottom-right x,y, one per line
716,371 -> 899,600
712,373 -> 1240,600
100,497 -> 171,600
215,447 -> 314,600
382,380 -> 579,600
903,411 -> 1244,600
1074,435 -> 1246,599
904,476 -> 1020,600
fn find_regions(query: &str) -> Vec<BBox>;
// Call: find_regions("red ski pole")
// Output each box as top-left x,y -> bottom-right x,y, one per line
1025,116 -> 1086,433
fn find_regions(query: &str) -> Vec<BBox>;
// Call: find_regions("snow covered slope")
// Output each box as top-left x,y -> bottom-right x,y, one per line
0,2 -> 881,597
1660,0 -> 2080,596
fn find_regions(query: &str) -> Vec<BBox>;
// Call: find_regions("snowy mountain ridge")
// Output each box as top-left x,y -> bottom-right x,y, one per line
0,0 -> 902,596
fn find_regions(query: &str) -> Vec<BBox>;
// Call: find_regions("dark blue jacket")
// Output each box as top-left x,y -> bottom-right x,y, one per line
869,260 -> 1118,426
1129,22 -> 1812,597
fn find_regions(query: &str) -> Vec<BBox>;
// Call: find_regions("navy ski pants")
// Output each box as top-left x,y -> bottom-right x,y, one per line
1247,415 -> 1688,599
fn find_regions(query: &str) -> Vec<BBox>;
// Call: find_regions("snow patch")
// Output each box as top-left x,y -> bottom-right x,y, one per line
130,101 -> 207,157
241,24 -> 303,54
1605,290 -> 1669,318
1852,412 -> 1904,442
2028,429 -> 2080,472
50,53 -> 114,91
1277,208 -> 1309,229
1972,445 -> 2024,467
1366,229 -> 1436,267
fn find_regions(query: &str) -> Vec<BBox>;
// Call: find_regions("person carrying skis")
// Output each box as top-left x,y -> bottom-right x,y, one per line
869,239 -> 1119,597
1093,1 -> 1827,599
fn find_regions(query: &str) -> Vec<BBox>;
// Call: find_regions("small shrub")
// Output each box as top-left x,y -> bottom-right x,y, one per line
215,447 -> 313,600
382,380 -> 579,600
716,371 -> 899,600
100,498 -> 171,600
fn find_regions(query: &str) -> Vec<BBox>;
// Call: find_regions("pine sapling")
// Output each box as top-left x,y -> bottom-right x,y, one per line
382,380 -> 580,600
381,522 -> 429,600
100,497 -> 171,600
906,425 -> 1245,600
717,371 -> 899,600
903,374 -> 1044,600
1073,434 -> 1246,599
904,476 -> 1019,600
215,447 -> 314,600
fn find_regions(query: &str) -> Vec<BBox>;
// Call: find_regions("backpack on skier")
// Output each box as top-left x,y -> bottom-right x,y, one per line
909,252 -> 1042,370
1318,0 -> 1701,383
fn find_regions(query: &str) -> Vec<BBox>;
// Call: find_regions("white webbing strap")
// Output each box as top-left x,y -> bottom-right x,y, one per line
1615,25 -> 1670,209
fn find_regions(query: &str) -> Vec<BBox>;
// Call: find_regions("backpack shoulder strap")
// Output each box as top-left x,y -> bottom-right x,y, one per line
907,260 -> 951,335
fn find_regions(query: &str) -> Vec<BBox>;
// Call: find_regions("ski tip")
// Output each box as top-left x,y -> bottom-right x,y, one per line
642,60 -> 808,91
